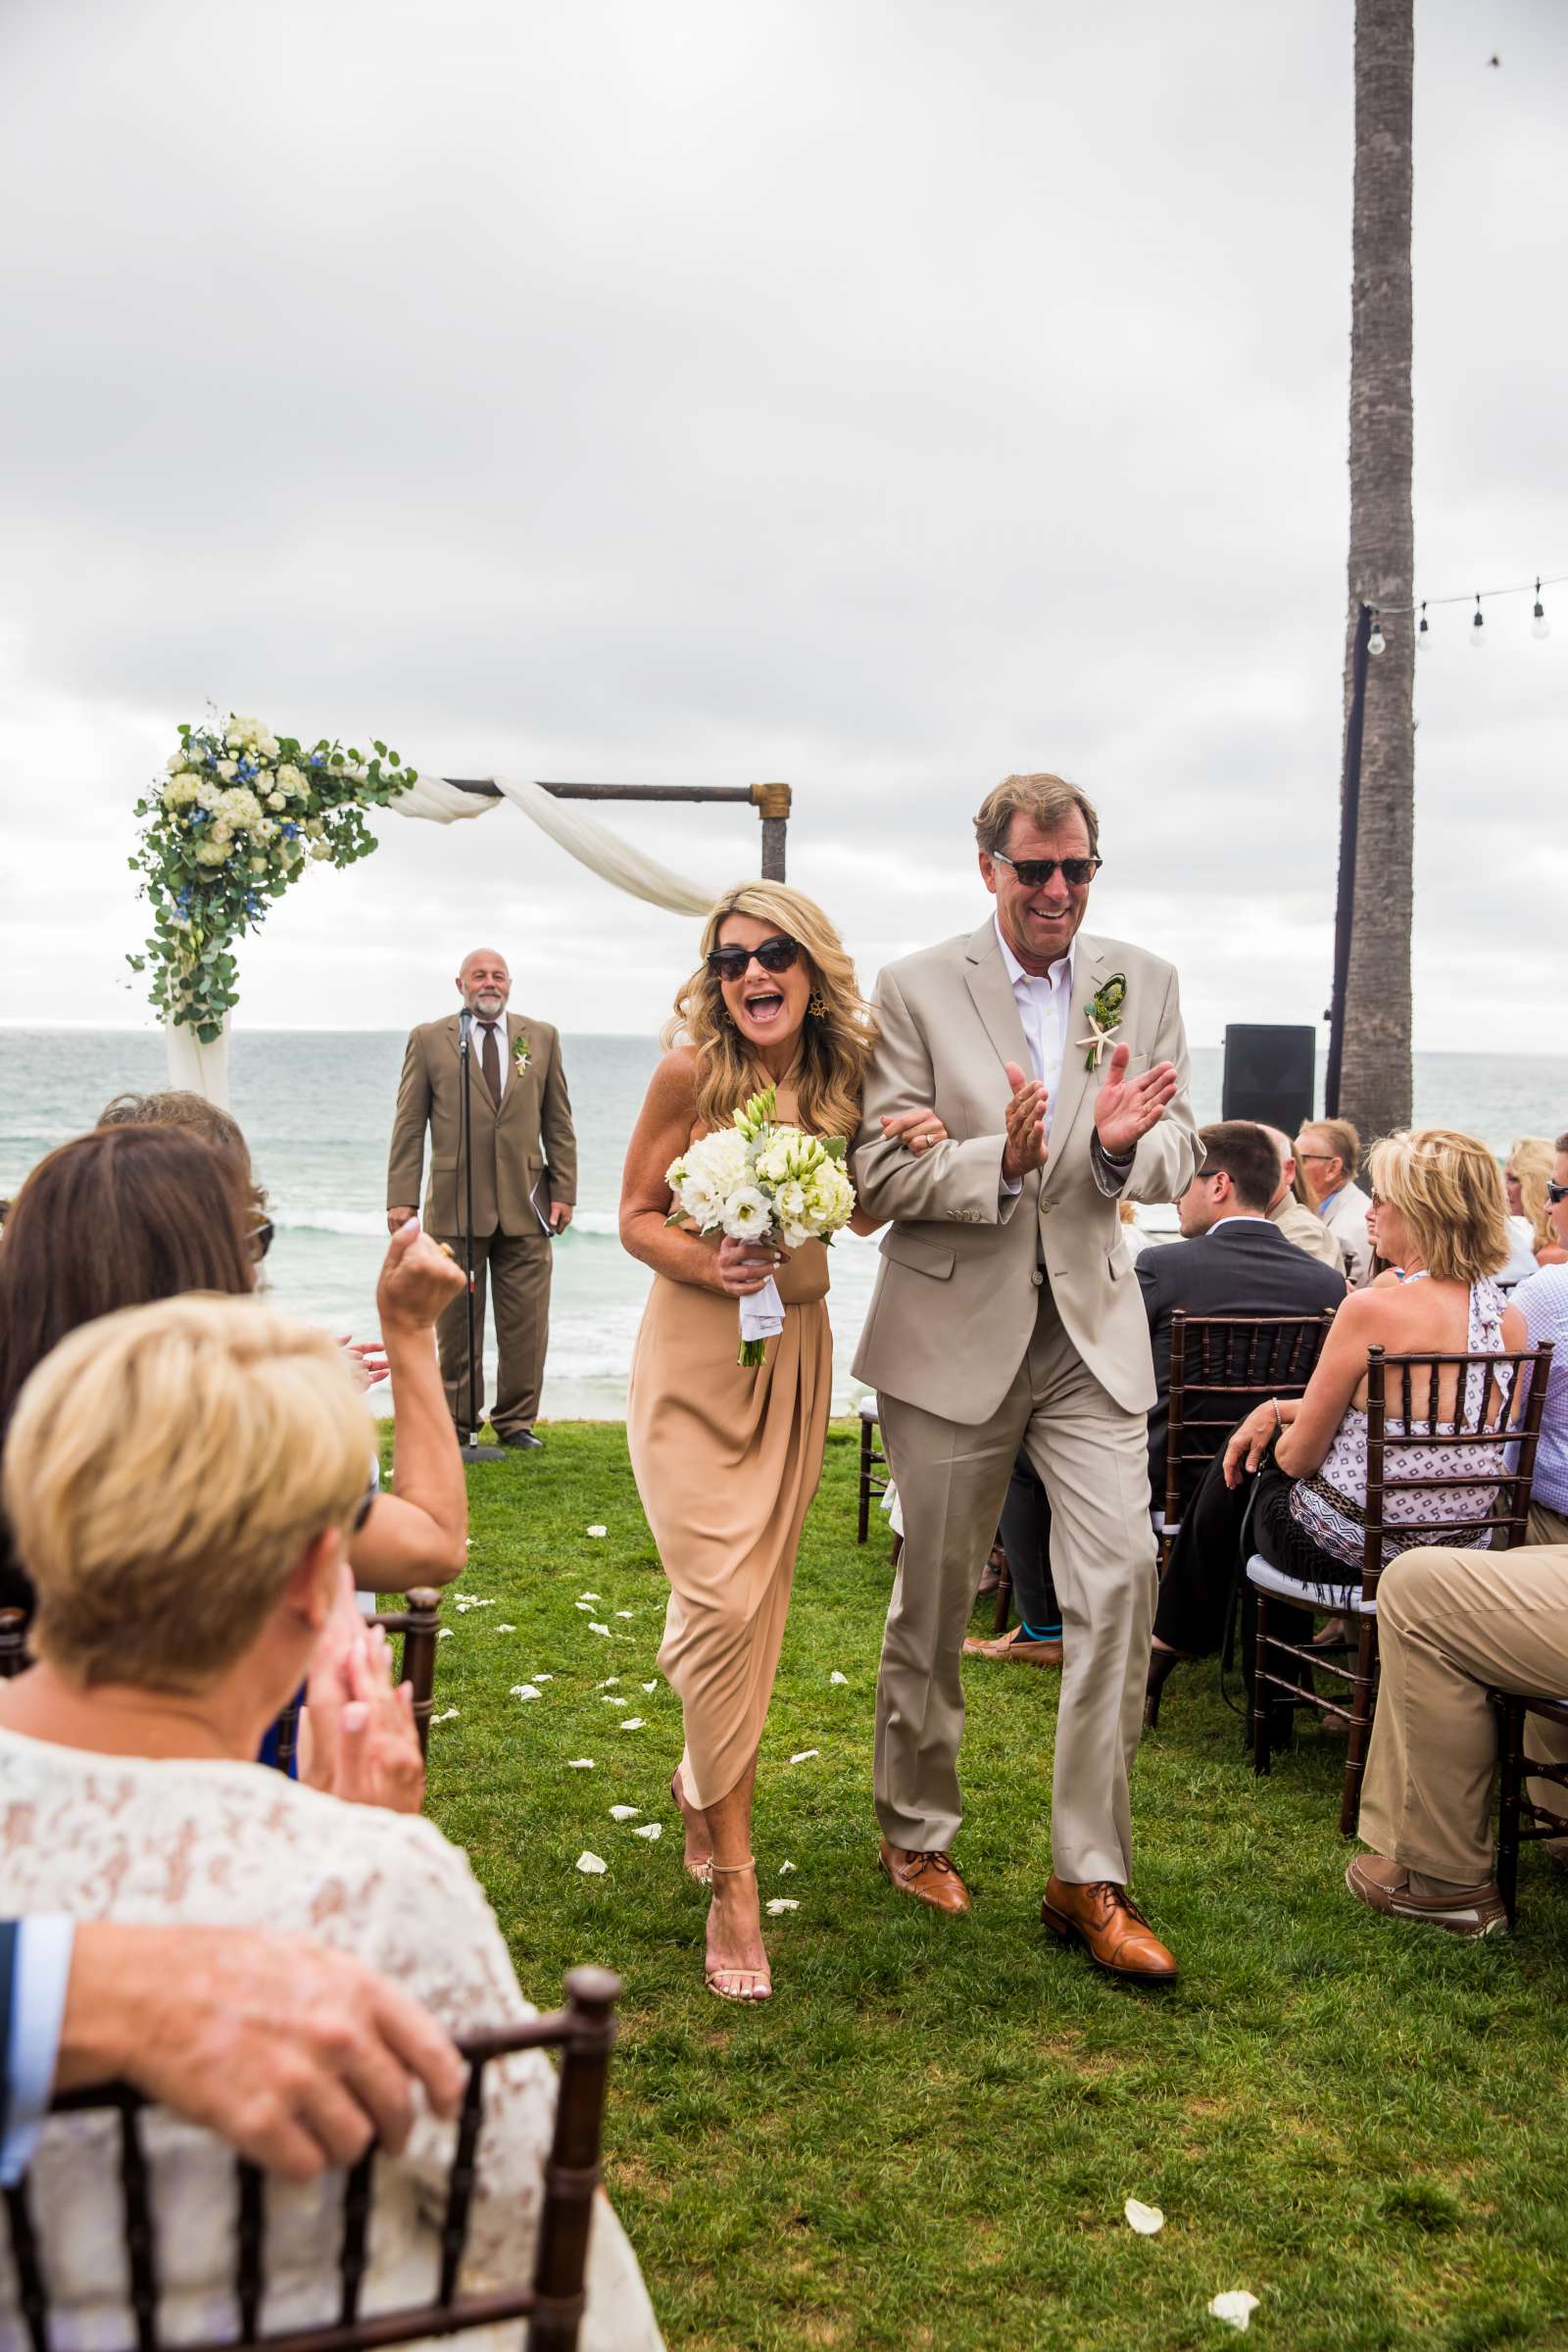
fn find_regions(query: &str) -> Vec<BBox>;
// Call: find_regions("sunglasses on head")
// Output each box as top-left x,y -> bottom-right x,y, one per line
991,851 -> 1102,889
1548,1178 -> 1568,1205
707,935 -> 802,983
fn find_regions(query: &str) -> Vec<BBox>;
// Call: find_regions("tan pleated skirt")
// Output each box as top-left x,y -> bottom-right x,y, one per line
626,1244 -> 832,1811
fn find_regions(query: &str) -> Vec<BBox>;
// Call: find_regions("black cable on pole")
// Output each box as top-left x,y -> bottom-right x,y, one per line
1324,602 -> 1372,1120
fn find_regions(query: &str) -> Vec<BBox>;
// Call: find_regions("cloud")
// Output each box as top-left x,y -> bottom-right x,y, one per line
2,0 -> 1565,1049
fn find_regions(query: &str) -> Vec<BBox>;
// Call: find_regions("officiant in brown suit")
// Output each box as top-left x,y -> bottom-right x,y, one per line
387,949 -> 576,1449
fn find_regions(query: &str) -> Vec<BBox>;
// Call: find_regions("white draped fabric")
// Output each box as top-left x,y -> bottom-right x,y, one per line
163,774 -> 723,1101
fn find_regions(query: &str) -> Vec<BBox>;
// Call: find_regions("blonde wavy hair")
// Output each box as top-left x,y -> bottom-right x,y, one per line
1367,1128 -> 1511,1286
1506,1136 -> 1556,1255
3,1294 -> 371,1690
662,882 -> 877,1141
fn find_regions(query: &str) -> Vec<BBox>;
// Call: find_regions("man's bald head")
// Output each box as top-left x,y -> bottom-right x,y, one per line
455,950 -> 513,1017
1261,1125 -> 1295,1213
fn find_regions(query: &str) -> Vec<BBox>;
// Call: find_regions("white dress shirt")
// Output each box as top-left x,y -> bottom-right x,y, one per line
1,1915 -> 74,2185
994,916 -> 1074,1141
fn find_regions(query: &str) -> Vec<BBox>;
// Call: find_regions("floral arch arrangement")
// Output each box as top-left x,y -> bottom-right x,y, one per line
128,712 -> 416,1042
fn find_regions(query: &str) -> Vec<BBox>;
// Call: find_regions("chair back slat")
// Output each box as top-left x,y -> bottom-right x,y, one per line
337,2149 -> 375,2328
437,2062 -> 488,2305
1356,1342 -> 1553,1586
121,2104 -> 162,2352
4,2180 -> 52,2352
235,2163 -> 266,2339
527,1970 -> 622,2352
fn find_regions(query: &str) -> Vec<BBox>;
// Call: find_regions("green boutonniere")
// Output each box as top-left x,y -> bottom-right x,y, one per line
513,1032 -> 531,1074
1076,972 -> 1127,1070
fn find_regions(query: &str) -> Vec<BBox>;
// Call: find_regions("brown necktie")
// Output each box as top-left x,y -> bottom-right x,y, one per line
481,1021 -> 501,1103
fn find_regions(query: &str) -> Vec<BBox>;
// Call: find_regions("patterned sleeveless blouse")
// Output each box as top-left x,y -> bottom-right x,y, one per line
1288,1276 -> 1513,1571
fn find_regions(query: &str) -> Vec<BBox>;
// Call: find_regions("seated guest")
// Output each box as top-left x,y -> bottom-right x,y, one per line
3,1919 -> 463,2184
1296,1116 -> 1374,1287
1347,1542 -> 1568,1936
0,1126 -> 467,1618
1504,1134 -> 1562,1269
0,1296 -> 662,2348
1541,1130 -> 1568,1269
1261,1124 -> 1349,1275
1512,1150 -> 1568,1544
1138,1122 -> 1347,1518
1149,1128 -> 1525,1718
962,1446 -> 1062,1666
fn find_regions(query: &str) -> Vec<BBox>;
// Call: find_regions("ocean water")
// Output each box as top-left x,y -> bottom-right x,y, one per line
4,1028 -> 1566,1418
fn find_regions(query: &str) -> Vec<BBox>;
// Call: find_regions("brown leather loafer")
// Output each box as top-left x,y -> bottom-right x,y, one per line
962,1625 -> 1064,1667
1041,1876 -> 1178,1983
878,1838 -> 972,1914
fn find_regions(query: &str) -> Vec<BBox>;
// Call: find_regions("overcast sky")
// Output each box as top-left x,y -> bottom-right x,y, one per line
3,0 -> 1563,1049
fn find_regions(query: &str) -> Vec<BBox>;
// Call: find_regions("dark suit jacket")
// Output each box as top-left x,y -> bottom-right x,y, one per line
1136,1217 -> 1346,1503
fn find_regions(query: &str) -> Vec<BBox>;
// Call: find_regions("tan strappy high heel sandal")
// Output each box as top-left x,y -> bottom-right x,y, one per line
670,1770 -> 712,1886
705,1858 -> 772,2003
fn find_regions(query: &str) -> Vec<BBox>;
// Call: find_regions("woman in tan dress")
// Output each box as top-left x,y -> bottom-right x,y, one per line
621,884 -> 943,2002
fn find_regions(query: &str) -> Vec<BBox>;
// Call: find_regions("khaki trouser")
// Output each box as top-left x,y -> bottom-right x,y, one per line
434,1229 -> 553,1439
1358,1530 -> 1568,1885
874,1286 -> 1157,1884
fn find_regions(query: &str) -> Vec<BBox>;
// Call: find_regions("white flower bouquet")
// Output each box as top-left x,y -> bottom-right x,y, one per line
665,1086 -> 857,1364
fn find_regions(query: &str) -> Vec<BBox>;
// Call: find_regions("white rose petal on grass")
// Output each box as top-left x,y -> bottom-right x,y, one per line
575,1852 -> 608,1876
829,1671 -> 849,1686
510,1685 -> 542,1702
597,1679 -> 620,1689
766,1899 -> 800,1915
641,1680 -> 658,1693
617,1718 -> 646,1731
601,1696 -> 628,1707
586,1527 -> 609,1540
1207,2293 -> 1261,2332
615,1610 -> 635,1620
579,1592 -> 601,1602
565,1758 -> 596,1770
609,1806 -> 641,1822
588,1622 -> 612,1638
430,1708 -> 460,1725
574,1601 -> 594,1613
778,1862 -> 797,1876
533,1674 -> 554,1684
789,1750 -> 819,1766
1124,2200 -> 1164,2236
494,1623 -> 517,1633
436,1628 -> 453,1641
633,1822 -> 662,1840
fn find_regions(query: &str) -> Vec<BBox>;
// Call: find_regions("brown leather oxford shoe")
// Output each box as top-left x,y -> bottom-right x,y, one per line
878,1838 -> 972,1914
1041,1876 -> 1178,1984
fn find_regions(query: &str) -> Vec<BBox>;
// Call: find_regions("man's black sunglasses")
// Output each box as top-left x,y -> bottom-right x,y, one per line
991,851 -> 1102,888
1547,1178 -> 1568,1206
707,936 -> 802,983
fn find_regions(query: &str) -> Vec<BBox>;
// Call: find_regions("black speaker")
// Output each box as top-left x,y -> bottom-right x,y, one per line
1221,1025 -> 1316,1136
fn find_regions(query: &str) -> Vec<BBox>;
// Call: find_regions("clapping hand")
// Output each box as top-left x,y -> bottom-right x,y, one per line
375,1216 -> 466,1335
338,1337 -> 390,1390
1001,1061 -> 1049,1184
1093,1044 -> 1178,1159
302,1565 -> 426,1814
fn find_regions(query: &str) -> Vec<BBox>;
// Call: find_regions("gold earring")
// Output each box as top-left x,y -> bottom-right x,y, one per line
807,991 -> 827,1017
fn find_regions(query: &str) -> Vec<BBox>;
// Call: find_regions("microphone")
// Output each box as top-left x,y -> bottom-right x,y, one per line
458,1006 -> 473,1054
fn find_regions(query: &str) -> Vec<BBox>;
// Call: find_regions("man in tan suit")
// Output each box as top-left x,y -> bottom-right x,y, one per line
387,948 -> 576,1449
852,774 -> 1200,1982
1261,1124 -> 1349,1276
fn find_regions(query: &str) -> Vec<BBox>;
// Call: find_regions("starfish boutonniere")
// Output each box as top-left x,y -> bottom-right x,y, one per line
513,1031 -> 531,1074
1076,972 -> 1127,1071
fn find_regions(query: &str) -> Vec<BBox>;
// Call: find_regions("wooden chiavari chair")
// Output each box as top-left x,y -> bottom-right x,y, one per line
1159,1311 -> 1337,1565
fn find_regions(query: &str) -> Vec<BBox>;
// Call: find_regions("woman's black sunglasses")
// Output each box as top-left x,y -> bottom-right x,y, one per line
707,935 -> 802,984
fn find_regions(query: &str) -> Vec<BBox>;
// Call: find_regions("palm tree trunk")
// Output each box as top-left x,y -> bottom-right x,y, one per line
1332,0 -> 1414,1146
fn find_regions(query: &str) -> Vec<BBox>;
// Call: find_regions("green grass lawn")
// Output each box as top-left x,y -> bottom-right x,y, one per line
400,1420 -> 1568,2351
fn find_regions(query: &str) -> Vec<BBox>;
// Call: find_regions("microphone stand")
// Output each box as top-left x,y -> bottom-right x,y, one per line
457,1007 -> 505,1464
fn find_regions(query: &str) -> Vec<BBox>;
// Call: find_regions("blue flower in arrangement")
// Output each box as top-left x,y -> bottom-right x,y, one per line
187,807 -> 211,828
280,820 -> 300,839
309,751 -> 324,766
236,758 -> 256,780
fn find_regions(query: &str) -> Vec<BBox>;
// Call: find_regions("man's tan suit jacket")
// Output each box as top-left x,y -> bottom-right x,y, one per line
851,922 -> 1200,1424
386,1012 -> 576,1238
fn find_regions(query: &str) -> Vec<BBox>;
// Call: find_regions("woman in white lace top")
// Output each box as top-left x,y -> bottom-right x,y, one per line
0,1295 -> 662,2352
1224,1128 -> 1529,1608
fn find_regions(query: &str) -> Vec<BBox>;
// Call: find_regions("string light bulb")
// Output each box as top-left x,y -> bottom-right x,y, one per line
1367,611 -> 1387,656
1533,579 -> 1550,640
1470,596 -> 1486,649
1416,601 -> 1429,651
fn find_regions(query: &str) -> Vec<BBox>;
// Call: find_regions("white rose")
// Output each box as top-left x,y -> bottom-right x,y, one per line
209,820 -> 232,845
304,815 -> 324,837
259,734 -> 280,759
163,776 -> 196,808
250,857 -> 268,873
720,1187 -> 772,1241
268,790 -> 285,809
196,839 -> 230,865
217,760 -> 237,781
274,764 -> 307,798
309,838 -> 331,860
195,779 -> 220,809
166,750 -> 186,773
